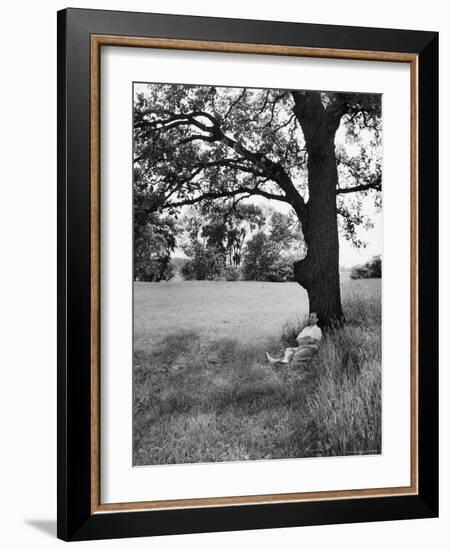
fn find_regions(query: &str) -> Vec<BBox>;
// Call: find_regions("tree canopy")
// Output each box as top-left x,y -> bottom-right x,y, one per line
134,84 -> 381,247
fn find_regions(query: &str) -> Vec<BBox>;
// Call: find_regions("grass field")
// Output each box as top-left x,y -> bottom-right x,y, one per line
133,276 -> 381,465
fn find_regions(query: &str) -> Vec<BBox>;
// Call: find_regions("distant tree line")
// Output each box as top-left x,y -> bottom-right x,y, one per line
350,255 -> 381,279
134,198 -> 305,282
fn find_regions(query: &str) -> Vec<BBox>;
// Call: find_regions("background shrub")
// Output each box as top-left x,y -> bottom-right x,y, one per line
350,255 -> 382,279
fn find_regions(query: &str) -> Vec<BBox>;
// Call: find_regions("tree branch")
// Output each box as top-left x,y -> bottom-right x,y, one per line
223,89 -> 246,120
164,184 -> 289,210
263,92 -> 288,128
271,112 -> 297,133
336,177 -> 381,195
176,134 -> 216,146
189,158 -> 265,177
137,105 -> 308,226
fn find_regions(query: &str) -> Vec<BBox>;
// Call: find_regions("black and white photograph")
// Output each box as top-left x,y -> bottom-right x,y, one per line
132,82 -> 382,466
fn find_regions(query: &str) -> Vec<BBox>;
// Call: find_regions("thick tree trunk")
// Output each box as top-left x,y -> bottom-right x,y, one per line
293,128 -> 344,327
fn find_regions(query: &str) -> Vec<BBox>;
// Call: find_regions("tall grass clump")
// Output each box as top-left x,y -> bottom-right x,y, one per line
303,293 -> 382,457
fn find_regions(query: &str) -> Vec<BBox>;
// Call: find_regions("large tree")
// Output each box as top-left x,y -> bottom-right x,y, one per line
134,85 -> 381,326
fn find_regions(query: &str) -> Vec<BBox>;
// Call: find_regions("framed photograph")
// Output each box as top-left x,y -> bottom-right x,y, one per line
57,8 -> 438,541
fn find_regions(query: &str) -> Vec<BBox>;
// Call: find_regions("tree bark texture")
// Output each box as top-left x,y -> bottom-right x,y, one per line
292,92 -> 345,327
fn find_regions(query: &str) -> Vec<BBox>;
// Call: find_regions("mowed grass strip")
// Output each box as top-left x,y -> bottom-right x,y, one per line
133,279 -> 381,465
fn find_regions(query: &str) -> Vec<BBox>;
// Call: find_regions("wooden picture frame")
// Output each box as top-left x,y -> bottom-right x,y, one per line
57,7 -> 438,541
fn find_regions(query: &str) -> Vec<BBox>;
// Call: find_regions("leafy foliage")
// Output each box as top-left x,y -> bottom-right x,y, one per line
180,244 -> 219,281
133,84 -> 382,240
241,232 -> 278,281
179,204 -> 266,280
134,211 -> 176,281
350,255 -> 382,279
241,212 -> 303,282
199,202 -> 265,268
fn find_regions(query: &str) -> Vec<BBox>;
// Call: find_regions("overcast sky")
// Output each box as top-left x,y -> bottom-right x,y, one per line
340,212 -> 381,268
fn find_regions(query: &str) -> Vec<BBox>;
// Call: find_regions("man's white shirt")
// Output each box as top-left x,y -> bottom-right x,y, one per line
297,325 -> 322,342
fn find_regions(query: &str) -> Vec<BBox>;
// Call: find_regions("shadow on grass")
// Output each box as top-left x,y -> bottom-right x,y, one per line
133,331 -> 313,465
134,329 -> 200,370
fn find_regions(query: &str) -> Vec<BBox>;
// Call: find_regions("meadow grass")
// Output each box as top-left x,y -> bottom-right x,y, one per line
133,278 -> 381,465
300,294 -> 381,457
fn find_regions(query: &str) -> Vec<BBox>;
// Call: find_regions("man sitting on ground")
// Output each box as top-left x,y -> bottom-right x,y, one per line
266,312 -> 322,365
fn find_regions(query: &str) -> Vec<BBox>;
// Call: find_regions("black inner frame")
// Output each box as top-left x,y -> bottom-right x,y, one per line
57,8 -> 438,541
